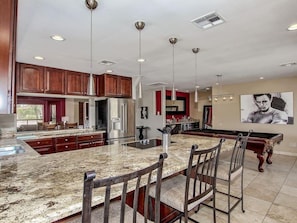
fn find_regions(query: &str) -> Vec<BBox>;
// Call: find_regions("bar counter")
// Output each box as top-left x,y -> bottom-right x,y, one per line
0,134 -> 235,223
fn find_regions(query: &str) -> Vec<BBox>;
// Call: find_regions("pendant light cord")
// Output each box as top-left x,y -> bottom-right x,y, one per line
195,53 -> 197,86
172,44 -> 175,87
90,9 -> 93,76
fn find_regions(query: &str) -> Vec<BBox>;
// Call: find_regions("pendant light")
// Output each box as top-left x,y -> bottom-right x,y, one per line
192,48 -> 200,103
86,0 -> 98,96
169,37 -> 178,101
135,21 -> 145,99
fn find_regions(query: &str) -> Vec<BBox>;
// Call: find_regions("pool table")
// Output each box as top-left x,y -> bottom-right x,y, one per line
182,129 -> 283,172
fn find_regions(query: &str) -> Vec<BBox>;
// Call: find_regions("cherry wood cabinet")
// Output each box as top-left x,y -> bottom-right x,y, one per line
16,63 -> 45,93
25,133 -> 106,154
96,73 -> 132,98
77,133 -> 105,149
25,138 -> 55,155
55,136 -> 77,152
0,0 -> 17,113
44,67 -> 65,94
65,71 -> 89,95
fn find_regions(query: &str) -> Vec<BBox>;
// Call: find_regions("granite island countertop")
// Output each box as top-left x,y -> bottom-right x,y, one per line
0,134 -> 235,223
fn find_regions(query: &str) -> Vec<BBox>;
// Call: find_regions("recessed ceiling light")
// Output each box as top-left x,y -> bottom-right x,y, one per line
106,69 -> 113,73
280,62 -> 297,67
259,77 -> 264,80
51,35 -> 65,41
288,24 -> 297,31
34,56 -> 44,60
137,58 -> 145,62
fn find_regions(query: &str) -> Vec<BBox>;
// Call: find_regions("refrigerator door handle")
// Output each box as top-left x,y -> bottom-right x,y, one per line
121,104 -> 127,133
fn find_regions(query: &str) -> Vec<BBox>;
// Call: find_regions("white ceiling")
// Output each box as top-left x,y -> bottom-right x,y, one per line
16,0 -> 297,92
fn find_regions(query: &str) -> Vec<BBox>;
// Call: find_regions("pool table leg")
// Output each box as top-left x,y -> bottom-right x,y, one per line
266,149 -> 273,165
256,149 -> 273,172
256,153 -> 265,172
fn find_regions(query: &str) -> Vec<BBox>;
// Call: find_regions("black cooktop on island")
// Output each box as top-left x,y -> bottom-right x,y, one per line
124,139 -> 162,149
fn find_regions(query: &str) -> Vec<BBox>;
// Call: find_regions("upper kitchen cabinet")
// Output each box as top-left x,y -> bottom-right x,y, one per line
65,71 -> 89,95
96,73 -> 132,98
17,63 -> 45,93
0,0 -> 17,113
44,67 -> 65,94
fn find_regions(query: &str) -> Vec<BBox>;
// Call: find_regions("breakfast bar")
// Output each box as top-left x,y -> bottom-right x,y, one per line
0,134 -> 235,223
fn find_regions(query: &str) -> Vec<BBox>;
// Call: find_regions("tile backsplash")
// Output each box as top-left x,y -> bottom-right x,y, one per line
0,114 -> 16,138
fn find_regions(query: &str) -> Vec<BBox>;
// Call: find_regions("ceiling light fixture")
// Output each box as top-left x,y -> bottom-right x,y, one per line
51,35 -> 65,41
288,24 -> 297,31
85,0 -> 98,96
280,62 -> 297,67
34,56 -> 44,60
192,48 -> 200,103
169,37 -> 178,101
135,21 -> 145,99
213,74 -> 233,102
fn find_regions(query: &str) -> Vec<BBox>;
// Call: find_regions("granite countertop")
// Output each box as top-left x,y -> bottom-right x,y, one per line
15,129 -> 105,140
0,134 -> 235,223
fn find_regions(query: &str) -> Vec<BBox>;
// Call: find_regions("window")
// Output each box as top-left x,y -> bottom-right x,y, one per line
16,104 -> 44,128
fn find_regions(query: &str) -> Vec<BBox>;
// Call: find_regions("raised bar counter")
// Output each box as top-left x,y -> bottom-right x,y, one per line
0,134 -> 235,223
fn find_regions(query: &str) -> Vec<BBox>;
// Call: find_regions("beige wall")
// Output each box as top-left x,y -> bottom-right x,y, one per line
211,76 -> 297,155
189,90 -> 212,127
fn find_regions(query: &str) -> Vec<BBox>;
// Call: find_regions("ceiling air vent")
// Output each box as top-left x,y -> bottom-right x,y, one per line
99,60 -> 115,66
146,82 -> 168,87
191,11 -> 225,30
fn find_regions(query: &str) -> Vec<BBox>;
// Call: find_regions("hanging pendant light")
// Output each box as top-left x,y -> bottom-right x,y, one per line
192,48 -> 200,103
135,21 -> 145,99
86,0 -> 98,96
169,37 -> 178,101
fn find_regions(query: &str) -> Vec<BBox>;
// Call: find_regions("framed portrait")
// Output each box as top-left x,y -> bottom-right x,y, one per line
240,92 -> 294,125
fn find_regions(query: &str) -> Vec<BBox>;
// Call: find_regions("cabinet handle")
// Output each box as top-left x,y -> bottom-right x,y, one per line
37,142 -> 40,144
65,145 -> 68,148
65,139 -> 68,142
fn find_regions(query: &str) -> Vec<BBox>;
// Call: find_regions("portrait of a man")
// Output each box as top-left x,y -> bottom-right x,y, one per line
240,92 -> 294,125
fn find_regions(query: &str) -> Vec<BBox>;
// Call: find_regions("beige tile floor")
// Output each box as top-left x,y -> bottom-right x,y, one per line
176,150 -> 297,223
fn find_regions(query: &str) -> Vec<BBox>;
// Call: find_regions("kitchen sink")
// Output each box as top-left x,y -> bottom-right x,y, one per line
0,145 -> 25,157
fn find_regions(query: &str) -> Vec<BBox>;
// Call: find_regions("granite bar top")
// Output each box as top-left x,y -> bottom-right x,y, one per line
15,129 -> 105,140
0,134 -> 235,223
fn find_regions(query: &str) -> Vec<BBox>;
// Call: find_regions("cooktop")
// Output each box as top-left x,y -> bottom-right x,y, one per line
124,139 -> 162,149
124,139 -> 175,149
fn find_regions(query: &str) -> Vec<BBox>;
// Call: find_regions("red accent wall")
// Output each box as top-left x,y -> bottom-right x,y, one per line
156,90 -> 162,115
17,96 -> 65,122
155,90 -> 190,120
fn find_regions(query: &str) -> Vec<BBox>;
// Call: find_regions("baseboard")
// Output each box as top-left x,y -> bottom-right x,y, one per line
274,151 -> 297,157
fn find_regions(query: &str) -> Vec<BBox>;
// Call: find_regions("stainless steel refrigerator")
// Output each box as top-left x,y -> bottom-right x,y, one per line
95,98 -> 135,144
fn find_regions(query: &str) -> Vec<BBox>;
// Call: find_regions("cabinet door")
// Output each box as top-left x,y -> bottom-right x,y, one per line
26,138 -> 55,155
105,74 -> 118,96
44,67 -> 65,94
17,63 -> 45,93
0,0 -> 17,113
65,71 -> 88,95
119,76 -> 132,98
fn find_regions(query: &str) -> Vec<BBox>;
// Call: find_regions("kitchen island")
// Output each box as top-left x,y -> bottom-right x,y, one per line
0,134 -> 235,223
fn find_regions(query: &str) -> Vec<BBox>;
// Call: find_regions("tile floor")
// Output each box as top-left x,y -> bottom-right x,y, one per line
178,150 -> 297,223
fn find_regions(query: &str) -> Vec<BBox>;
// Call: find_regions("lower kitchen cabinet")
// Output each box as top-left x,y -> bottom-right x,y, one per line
25,138 -> 55,155
77,133 -> 105,149
25,133 -> 106,154
55,136 -> 77,152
